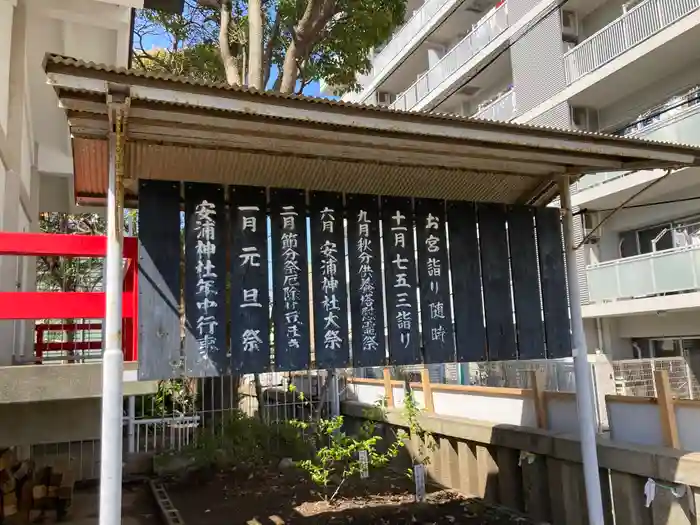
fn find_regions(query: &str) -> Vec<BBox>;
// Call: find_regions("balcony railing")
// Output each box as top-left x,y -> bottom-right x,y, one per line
587,244 -> 700,303
474,89 -> 516,121
371,0 -> 459,86
391,2 -> 508,112
575,97 -> 700,192
564,0 -> 700,84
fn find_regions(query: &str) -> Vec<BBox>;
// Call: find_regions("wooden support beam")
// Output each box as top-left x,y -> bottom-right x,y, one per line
654,370 -> 680,449
383,368 -> 394,408
421,367 -> 434,413
529,370 -> 548,430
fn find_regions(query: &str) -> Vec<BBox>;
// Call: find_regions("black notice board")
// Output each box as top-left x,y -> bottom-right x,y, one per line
478,203 -> 517,361
183,182 -> 228,376
346,194 -> 386,368
138,180 -> 182,380
270,188 -> 311,371
230,185 -> 270,373
507,206 -> 546,360
382,196 -> 421,365
309,191 -> 350,369
415,198 -> 455,364
447,201 -> 487,362
536,207 -> 571,358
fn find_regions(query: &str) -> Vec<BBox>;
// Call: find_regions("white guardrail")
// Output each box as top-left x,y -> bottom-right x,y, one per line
474,89 -> 516,121
391,2 -> 508,112
564,0 -> 700,84
587,244 -> 700,303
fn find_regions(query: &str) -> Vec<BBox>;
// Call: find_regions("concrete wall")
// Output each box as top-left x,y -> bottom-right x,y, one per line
579,0 -> 627,41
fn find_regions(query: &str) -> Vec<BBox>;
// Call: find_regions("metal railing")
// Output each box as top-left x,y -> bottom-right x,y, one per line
474,89 -> 516,121
575,92 -> 700,192
391,2 -> 508,112
371,0 -> 459,87
564,0 -> 700,84
587,244 -> 700,303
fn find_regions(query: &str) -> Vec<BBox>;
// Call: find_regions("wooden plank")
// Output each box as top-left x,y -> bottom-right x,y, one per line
138,180 -> 181,380
547,458 -> 566,524
346,194 -> 386,368
654,370 -> 680,448
535,208 -> 571,359
507,206 -> 545,359
270,188 -> 311,372
230,185 -> 270,374
309,191 -> 349,369
561,461 -> 587,525
183,182 -> 227,377
415,198 -> 454,363
382,196 -> 421,365
477,203 -> 516,360
447,201 -> 486,362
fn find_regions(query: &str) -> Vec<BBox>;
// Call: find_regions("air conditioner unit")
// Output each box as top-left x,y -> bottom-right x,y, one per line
571,106 -> 599,131
377,91 -> 395,106
561,10 -> 578,40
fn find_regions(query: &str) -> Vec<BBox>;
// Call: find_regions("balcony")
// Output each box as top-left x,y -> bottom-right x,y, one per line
564,0 -> 700,85
474,89 -> 516,121
391,2 -> 508,112
587,245 -> 700,305
368,0 -> 463,91
575,91 -> 700,193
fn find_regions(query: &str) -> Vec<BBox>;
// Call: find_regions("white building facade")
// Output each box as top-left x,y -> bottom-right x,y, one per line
324,0 -> 700,361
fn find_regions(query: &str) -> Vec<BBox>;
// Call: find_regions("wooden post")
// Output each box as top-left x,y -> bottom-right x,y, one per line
421,367 -> 435,413
383,367 -> 394,408
654,370 -> 680,448
529,370 -> 548,430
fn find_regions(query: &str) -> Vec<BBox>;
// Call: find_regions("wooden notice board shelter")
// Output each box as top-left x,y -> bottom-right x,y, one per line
43,54 -> 700,525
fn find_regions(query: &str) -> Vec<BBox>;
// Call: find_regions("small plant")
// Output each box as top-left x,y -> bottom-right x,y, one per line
290,402 -> 406,501
402,386 -> 437,480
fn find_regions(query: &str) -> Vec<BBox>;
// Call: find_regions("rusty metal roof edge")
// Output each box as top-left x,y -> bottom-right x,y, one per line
43,53 -> 700,160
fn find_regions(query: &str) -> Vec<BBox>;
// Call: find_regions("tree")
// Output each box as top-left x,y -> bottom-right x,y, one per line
132,0 -> 406,94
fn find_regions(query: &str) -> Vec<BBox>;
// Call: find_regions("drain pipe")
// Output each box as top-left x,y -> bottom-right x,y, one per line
100,94 -> 128,525
559,176 -> 605,525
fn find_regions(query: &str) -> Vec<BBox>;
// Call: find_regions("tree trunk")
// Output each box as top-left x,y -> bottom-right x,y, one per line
248,0 -> 263,90
219,1 -> 241,86
279,41 -> 299,94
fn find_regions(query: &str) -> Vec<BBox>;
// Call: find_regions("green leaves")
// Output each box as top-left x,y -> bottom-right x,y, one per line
290,412 -> 405,501
133,0 -> 407,94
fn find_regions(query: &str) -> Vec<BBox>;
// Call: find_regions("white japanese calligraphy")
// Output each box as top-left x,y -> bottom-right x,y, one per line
424,212 -> 447,347
280,204 -> 302,352
193,200 -> 219,359
356,209 -> 379,354
318,207 -> 343,353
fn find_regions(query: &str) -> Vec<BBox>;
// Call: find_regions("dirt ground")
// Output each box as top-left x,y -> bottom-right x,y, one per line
166,467 -> 536,525
56,482 -> 158,525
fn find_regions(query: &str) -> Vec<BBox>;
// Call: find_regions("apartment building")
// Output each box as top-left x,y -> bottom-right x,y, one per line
324,0 -> 700,361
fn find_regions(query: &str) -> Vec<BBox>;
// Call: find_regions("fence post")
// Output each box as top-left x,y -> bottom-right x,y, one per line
421,367 -> 434,413
529,370 -> 548,429
383,367 -> 394,408
654,370 -> 680,448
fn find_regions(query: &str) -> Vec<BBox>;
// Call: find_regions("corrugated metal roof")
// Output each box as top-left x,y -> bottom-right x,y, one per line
43,53 -> 700,207
43,53 -> 700,151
